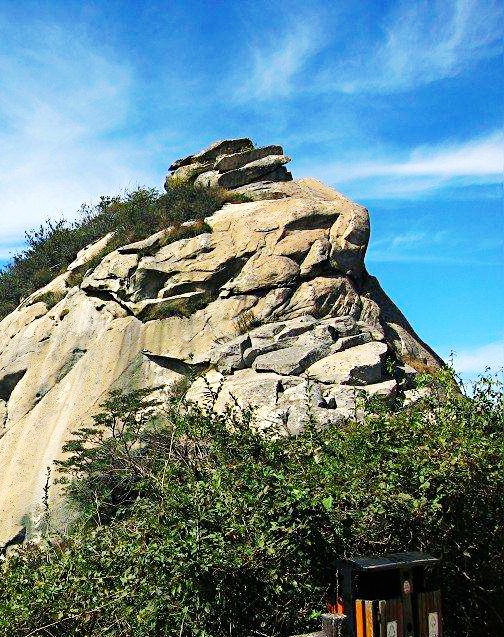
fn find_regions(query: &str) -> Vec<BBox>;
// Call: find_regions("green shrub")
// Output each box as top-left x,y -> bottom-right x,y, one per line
0,184 -> 244,321
0,370 -> 502,637
36,290 -> 66,310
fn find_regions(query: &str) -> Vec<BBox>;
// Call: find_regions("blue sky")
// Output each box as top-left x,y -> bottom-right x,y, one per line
0,0 -> 502,378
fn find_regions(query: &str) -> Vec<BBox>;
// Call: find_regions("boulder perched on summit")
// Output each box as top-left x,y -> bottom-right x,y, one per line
0,136 -> 443,545
165,138 -> 292,191
169,138 -> 254,170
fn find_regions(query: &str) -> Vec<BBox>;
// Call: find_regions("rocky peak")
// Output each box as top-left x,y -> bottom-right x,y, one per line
165,138 -> 292,191
0,138 -> 442,545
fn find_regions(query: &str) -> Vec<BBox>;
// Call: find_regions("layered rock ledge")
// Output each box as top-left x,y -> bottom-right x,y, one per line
165,137 -> 293,190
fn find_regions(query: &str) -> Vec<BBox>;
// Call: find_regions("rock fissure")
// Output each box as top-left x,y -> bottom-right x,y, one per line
0,369 -> 27,403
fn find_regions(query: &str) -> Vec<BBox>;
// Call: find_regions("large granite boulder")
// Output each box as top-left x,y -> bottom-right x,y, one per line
0,138 -> 443,545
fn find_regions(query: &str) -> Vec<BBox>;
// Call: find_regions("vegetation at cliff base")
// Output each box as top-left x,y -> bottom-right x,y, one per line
0,181 -> 247,320
0,370 -> 502,637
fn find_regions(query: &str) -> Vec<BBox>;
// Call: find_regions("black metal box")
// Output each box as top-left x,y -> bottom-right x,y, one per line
328,552 -> 442,637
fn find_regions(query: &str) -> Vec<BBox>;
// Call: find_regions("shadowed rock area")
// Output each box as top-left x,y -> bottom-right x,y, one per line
0,138 -> 442,545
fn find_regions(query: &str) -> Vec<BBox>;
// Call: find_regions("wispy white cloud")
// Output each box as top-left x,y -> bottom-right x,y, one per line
365,228 -> 484,264
235,1 -> 502,100
0,22 -> 155,245
332,0 -> 503,93
366,221 -> 503,264
305,131 -> 503,198
334,132 -> 503,180
450,340 -> 504,374
234,15 -> 324,101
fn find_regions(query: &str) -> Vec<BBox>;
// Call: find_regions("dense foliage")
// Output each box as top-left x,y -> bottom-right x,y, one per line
0,182 -> 247,319
0,370 -> 502,637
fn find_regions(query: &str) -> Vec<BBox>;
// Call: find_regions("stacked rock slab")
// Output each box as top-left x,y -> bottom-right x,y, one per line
0,139 -> 442,546
165,138 -> 293,190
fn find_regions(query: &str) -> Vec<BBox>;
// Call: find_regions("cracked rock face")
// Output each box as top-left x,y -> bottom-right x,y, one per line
0,139 -> 442,544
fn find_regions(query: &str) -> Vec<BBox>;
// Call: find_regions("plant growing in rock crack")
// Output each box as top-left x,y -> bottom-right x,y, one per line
234,309 -> 259,335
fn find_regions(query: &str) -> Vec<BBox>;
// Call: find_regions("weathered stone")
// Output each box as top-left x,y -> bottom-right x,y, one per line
357,321 -> 386,342
22,232 -> 116,307
169,138 -> 253,171
0,139 -> 444,545
0,398 -> 7,435
403,387 -> 430,406
214,145 -> 283,172
166,161 -> 213,186
363,379 -> 397,397
186,370 -> 341,435
0,293 -> 153,544
117,229 -> 172,255
240,317 -> 321,367
211,369 -> 301,415
82,251 -> 139,294
242,330 -> 286,365
253,332 -> 333,376
276,315 -> 318,340
21,273 -> 70,308
260,165 -> 292,183
305,341 -> 388,385
279,276 -> 361,321
249,322 -> 286,342
184,369 -> 224,410
273,380 -> 343,434
274,229 -> 329,258
252,288 -> 292,322
131,291 -> 206,318
323,384 -> 361,412
194,170 -> 220,187
232,181 -> 295,201
300,238 -> 331,276
217,155 -> 291,189
67,232 -> 115,270
142,295 -> 257,364
209,334 -> 251,373
331,332 -> 372,352
329,201 -> 369,278
225,253 -> 299,294
321,315 -> 358,337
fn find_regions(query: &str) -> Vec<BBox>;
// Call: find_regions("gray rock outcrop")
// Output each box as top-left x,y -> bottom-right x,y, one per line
166,138 -> 292,190
0,138 -> 442,545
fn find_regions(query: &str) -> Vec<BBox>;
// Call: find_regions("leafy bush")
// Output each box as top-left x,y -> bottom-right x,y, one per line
0,184 -> 247,320
0,370 -> 502,637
